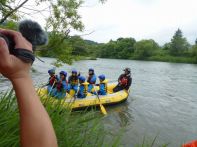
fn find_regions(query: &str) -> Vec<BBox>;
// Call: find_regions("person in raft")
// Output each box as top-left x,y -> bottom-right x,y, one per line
68,69 -> 79,96
47,68 -> 58,93
113,68 -> 132,92
53,71 -> 68,99
77,76 -> 89,98
87,68 -> 97,92
95,74 -> 108,95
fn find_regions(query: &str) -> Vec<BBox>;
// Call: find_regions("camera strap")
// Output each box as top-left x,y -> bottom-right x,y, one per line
12,48 -> 35,64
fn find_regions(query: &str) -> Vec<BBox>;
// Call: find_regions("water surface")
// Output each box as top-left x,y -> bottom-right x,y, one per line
1,58 -> 197,146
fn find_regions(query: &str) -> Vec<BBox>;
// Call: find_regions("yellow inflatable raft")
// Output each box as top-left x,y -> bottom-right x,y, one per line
37,83 -> 129,110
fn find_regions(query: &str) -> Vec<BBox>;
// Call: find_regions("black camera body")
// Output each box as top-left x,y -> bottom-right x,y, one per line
0,20 -> 48,63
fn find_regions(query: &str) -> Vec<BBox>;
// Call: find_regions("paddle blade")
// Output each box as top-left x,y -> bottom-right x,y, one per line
100,104 -> 107,115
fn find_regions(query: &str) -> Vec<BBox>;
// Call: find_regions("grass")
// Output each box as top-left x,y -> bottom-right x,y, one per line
0,89 -> 177,147
148,55 -> 196,64
0,90 -> 121,147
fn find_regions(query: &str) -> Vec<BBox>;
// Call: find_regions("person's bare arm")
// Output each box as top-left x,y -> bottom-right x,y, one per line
0,29 -> 57,147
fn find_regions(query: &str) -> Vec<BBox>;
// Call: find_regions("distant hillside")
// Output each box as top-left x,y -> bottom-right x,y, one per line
84,40 -> 99,45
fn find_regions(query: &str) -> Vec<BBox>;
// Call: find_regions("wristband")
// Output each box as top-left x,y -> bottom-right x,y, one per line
11,48 -> 35,64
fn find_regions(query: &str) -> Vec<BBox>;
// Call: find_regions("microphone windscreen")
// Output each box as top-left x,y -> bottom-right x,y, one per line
18,20 -> 48,47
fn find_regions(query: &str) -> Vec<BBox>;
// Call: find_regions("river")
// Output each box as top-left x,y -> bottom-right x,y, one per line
1,58 -> 197,146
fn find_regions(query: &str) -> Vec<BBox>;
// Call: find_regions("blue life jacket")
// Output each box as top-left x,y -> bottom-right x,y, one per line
87,74 -> 96,84
77,82 -> 88,98
98,80 -> 108,95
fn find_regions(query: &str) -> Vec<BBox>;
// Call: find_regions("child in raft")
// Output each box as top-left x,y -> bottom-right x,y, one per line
94,74 -> 108,95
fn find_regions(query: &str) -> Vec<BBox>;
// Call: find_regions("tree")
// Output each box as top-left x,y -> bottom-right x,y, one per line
134,39 -> 159,59
69,35 -> 87,56
195,38 -> 197,45
116,38 -> 136,58
0,0 -> 105,64
96,37 -> 136,59
169,29 -> 189,56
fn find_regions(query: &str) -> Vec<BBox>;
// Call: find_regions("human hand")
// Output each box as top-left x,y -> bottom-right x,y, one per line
0,29 -> 32,81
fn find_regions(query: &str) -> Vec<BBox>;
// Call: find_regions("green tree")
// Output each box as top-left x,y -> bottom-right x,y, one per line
191,45 -> 197,63
0,20 -> 17,30
116,38 -> 136,58
68,36 -> 87,56
39,32 -> 74,64
169,29 -> 189,56
0,0 -> 105,64
134,39 -> 159,59
96,38 -> 136,59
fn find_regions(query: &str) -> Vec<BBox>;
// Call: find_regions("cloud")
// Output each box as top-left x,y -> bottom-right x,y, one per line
79,0 -> 197,45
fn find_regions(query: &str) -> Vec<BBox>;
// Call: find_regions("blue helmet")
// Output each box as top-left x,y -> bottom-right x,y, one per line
98,74 -> 105,80
72,70 -> 77,74
60,71 -> 67,77
79,76 -> 86,82
89,68 -> 94,72
48,69 -> 55,74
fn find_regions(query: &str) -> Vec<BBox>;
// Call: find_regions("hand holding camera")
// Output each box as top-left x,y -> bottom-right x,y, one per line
0,20 -> 47,81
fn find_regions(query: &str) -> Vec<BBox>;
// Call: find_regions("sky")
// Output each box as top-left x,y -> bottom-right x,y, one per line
76,0 -> 197,45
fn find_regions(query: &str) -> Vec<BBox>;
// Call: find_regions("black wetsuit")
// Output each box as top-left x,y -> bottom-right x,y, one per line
113,74 -> 132,92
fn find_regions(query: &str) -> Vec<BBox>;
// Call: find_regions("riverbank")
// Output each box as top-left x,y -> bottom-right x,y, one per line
130,55 -> 197,64
0,90 -> 170,147
0,90 -> 120,146
94,55 -> 197,64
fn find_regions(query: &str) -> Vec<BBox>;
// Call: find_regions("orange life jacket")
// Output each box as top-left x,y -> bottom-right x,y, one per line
120,77 -> 128,86
183,140 -> 197,147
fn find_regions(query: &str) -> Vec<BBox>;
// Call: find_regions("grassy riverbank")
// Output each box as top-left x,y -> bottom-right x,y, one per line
0,90 -> 121,147
129,55 -> 197,64
0,90 -> 176,147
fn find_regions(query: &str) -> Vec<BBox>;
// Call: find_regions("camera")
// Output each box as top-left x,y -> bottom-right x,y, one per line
0,20 -> 48,63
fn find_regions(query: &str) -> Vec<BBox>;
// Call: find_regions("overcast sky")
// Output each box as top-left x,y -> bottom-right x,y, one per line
76,0 -> 197,45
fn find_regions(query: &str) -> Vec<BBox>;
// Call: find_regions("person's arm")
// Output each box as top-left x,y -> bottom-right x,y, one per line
0,29 -> 57,147
125,77 -> 132,90
90,75 -> 96,84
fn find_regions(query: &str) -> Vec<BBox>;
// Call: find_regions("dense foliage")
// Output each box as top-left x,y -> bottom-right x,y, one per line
1,1 -> 197,64
92,29 -> 197,64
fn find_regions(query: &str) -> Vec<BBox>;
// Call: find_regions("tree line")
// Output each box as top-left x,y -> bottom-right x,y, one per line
1,0 -> 197,64
40,28 -> 197,64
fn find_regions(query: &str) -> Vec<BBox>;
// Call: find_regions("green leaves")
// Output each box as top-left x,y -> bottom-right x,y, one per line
169,29 -> 190,56
46,0 -> 84,33
134,39 -> 159,59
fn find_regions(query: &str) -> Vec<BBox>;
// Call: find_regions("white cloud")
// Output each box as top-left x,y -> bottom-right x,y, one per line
78,0 -> 197,45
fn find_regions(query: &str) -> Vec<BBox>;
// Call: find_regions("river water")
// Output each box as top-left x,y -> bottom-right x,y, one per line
1,58 -> 197,146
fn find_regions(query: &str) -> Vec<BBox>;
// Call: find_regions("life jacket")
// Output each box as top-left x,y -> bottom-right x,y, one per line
56,80 -> 67,92
69,76 -> 79,85
99,79 -> 108,94
120,77 -> 128,86
79,82 -> 89,97
87,74 -> 96,84
49,75 -> 57,86
183,140 -> 197,147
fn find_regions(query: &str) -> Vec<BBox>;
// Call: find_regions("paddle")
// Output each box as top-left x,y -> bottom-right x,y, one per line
48,81 -> 56,96
93,86 -> 107,115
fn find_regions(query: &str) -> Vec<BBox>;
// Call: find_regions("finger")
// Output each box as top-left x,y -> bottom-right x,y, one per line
0,37 -> 10,64
0,37 -> 10,56
0,29 -> 32,52
0,29 -> 23,43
